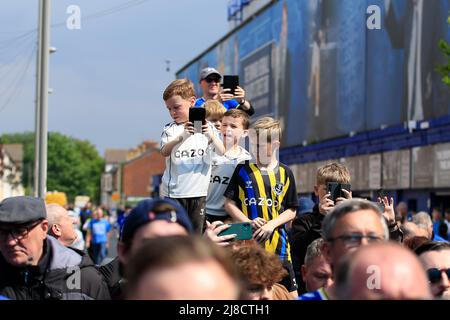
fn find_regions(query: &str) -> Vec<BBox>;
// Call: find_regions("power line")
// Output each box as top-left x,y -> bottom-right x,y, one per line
0,44 -> 36,100
0,30 -> 37,50
0,45 -> 36,114
0,0 -> 152,113
0,32 -> 36,59
52,0 -> 152,28
0,0 -> 152,39
0,35 -> 36,79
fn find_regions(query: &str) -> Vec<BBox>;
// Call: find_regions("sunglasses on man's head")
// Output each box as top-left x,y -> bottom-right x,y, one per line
427,268 -> 450,284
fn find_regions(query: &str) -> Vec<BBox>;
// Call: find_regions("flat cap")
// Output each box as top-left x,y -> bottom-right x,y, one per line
0,196 -> 47,225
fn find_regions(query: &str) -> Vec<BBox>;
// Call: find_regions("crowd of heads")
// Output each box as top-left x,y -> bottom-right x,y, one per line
1,177 -> 450,300
1,66 -> 449,301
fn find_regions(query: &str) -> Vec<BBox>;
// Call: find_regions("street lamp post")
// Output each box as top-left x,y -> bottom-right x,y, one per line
34,0 -> 51,198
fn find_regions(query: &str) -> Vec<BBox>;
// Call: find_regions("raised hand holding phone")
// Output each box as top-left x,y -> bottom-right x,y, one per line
327,182 -> 352,203
218,222 -> 252,241
188,107 -> 206,134
222,75 -> 239,96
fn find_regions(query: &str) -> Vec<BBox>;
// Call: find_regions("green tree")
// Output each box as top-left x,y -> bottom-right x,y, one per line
436,14 -> 450,87
0,132 -> 104,203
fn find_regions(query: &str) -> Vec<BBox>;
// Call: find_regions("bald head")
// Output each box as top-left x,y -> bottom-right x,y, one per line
46,204 -> 77,247
396,202 -> 407,213
413,212 -> 433,239
402,221 -> 429,239
46,204 -> 67,226
336,243 -> 431,300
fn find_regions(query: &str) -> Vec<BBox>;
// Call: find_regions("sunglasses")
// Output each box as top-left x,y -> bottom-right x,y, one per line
205,77 -> 220,83
427,268 -> 450,284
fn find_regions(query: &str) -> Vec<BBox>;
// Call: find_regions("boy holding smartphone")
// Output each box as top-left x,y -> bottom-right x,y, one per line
224,117 -> 299,297
290,162 -> 351,294
160,79 -> 224,234
206,109 -> 252,223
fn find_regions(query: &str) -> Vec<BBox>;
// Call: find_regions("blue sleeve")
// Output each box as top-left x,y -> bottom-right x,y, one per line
223,99 -> 239,110
195,98 -> 206,107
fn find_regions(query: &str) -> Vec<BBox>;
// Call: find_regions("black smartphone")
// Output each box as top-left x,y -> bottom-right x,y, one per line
327,182 -> 351,202
223,75 -> 239,95
189,107 -> 206,133
218,222 -> 252,241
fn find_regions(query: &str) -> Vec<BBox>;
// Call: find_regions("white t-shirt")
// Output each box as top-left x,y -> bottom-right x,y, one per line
206,146 -> 251,216
160,121 -> 217,198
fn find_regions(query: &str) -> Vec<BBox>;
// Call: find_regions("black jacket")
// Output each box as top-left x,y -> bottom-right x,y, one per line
0,236 -> 110,300
291,205 -> 322,262
242,102 -> 255,116
98,257 -> 124,300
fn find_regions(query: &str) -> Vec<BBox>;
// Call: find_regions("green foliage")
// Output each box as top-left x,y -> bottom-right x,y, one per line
436,39 -> 450,86
0,132 -> 104,203
436,14 -> 450,87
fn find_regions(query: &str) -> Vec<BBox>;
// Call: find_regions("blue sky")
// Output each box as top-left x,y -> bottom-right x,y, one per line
0,0 -> 229,155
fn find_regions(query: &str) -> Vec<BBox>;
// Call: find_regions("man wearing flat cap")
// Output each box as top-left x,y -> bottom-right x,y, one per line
0,196 -> 110,300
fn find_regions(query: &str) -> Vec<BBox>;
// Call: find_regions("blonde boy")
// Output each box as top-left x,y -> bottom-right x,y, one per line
160,79 -> 224,234
206,109 -> 251,224
204,100 -> 226,131
224,117 -> 299,296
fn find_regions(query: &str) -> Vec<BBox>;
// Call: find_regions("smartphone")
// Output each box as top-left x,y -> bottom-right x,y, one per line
218,222 -> 252,241
223,75 -> 239,95
376,189 -> 387,212
327,182 -> 351,202
189,107 -> 206,133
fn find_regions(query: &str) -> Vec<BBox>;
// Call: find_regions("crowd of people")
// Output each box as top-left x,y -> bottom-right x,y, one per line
0,67 -> 449,300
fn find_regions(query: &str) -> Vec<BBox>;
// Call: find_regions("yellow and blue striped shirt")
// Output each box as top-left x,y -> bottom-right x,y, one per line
225,162 -> 298,260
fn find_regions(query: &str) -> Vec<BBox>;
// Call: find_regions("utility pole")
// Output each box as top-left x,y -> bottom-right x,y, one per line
34,0 -> 51,198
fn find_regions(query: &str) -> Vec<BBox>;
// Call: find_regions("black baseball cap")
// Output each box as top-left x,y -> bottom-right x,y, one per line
120,198 -> 193,243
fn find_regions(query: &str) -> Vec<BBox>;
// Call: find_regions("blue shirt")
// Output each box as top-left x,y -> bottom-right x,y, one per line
433,221 -> 441,236
89,219 -> 111,244
116,213 -> 126,230
195,97 -> 239,110
298,288 -> 329,300
433,233 -> 449,243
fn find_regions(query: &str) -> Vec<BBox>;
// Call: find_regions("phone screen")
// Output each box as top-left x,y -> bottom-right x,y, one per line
189,107 -> 206,133
377,189 -> 387,212
223,75 -> 239,95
